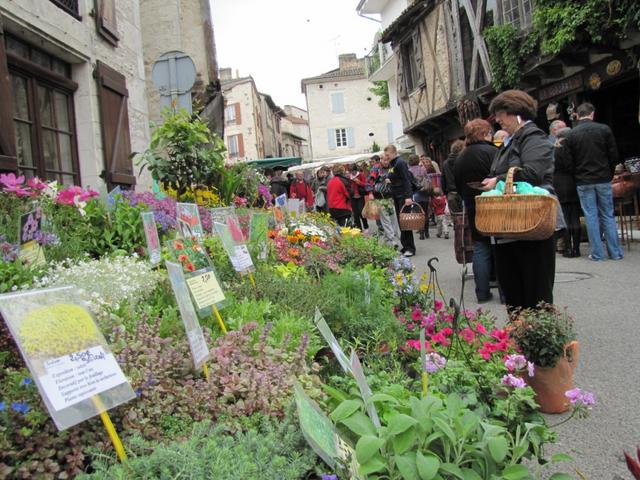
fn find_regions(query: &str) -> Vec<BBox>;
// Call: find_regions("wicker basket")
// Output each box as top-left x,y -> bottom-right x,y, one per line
475,167 -> 558,240
399,203 -> 426,231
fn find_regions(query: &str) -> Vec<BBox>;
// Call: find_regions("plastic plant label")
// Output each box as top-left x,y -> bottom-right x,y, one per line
249,212 -> 270,260
287,199 -> 305,219
176,202 -> 204,237
230,245 -> 254,273
0,286 -> 135,431
213,221 -> 237,256
294,383 -> 339,468
39,346 -> 128,411
166,261 -> 211,369
20,208 -> 43,245
364,271 -> 371,305
275,193 -> 287,208
209,206 -> 237,229
106,185 -> 122,209
314,308 -> 351,374
166,237 -> 212,273
420,328 -> 427,370
141,212 -> 161,265
350,350 -> 381,428
273,194 -> 287,226
18,240 -> 46,266
185,268 -> 225,310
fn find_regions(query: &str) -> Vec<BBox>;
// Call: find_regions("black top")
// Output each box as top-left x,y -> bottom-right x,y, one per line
490,122 -> 554,188
270,177 -> 289,197
552,139 -> 579,204
564,119 -> 618,185
387,156 -> 413,199
454,141 -> 497,240
442,152 -> 458,194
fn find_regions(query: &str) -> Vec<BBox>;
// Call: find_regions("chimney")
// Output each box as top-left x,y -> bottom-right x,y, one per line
338,53 -> 359,71
219,68 -> 232,81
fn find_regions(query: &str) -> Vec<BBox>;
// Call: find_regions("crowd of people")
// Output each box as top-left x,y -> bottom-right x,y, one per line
263,90 -> 623,314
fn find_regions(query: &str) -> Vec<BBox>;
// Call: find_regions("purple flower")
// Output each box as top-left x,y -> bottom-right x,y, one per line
0,401 -> 5,411
425,352 -> 447,373
565,388 -> 596,407
321,475 -> 338,480
504,354 -> 527,372
501,374 -> 526,389
527,361 -> 535,377
258,184 -> 272,204
11,402 -> 30,415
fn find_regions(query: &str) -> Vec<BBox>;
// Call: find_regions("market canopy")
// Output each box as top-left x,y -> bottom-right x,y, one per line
245,157 -> 302,169
287,161 -> 328,173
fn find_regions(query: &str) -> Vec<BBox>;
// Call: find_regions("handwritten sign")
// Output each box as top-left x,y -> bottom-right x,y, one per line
350,350 -> 381,428
38,346 -> 127,411
314,309 -> 351,374
176,203 -> 204,237
166,261 -> 211,369
185,269 -> 225,310
141,212 -> 161,265
230,244 -> 254,272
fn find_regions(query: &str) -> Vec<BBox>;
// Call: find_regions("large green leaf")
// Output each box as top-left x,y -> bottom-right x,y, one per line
396,452 -> 419,480
501,464 -> 530,480
359,456 -> 387,476
392,427 -> 418,455
416,451 -> 440,480
548,474 -> 573,480
356,435 -> 385,464
487,436 -> 509,463
387,414 -> 419,435
370,393 -> 400,405
550,453 -> 573,463
331,400 -> 361,423
341,411 -> 377,437
439,463 -> 465,479
432,416 -> 457,445
461,468 -> 483,480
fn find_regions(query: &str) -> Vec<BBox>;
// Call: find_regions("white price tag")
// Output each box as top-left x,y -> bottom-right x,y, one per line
230,244 -> 254,272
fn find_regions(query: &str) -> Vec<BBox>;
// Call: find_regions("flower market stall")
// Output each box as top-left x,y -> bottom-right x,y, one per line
0,113 -> 596,480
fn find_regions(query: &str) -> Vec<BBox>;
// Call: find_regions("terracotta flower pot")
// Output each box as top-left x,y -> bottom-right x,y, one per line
524,341 -> 579,414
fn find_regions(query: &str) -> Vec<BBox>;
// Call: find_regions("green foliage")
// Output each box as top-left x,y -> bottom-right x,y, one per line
332,234 -> 397,270
0,260 -> 45,294
509,304 -> 576,368
369,81 -> 390,109
136,109 -> 226,201
80,411 -> 318,480
533,0 -> 640,55
371,141 -> 381,153
331,391 -> 569,479
483,24 -> 539,92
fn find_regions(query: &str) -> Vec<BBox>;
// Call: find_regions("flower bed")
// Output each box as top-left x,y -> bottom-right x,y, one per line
0,172 -> 594,479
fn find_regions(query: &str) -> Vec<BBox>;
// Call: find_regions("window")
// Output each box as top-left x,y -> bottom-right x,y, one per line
225,104 -> 236,125
331,92 -> 345,113
335,128 -> 347,148
49,0 -> 80,19
227,134 -> 244,159
399,29 -> 424,95
5,35 -> 80,185
500,0 -> 533,29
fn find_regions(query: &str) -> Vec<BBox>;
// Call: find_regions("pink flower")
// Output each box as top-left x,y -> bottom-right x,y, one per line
460,327 -> 476,343
434,299 -> 444,312
406,339 -> 431,351
501,374 -> 526,389
411,308 -> 423,322
478,341 -> 498,360
565,388 -> 596,407
407,323 -> 415,331
0,173 -> 30,196
441,327 -> 453,336
27,177 -> 47,193
490,328 -> 509,342
430,331 -> 450,347
424,352 -> 447,373
504,354 -> 527,372
527,361 -> 535,377
79,188 -> 99,202
475,322 -> 487,335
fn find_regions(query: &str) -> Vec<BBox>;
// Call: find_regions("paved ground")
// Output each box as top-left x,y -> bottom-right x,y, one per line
408,231 -> 640,480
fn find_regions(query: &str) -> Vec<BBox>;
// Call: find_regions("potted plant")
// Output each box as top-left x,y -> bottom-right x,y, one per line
509,303 -> 578,413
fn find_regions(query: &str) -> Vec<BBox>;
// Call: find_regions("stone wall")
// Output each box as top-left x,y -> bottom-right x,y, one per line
222,80 -> 262,162
0,0 -> 152,191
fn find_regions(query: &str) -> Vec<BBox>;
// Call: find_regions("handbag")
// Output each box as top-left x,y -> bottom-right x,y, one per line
362,199 -> 381,220
398,202 -> 426,231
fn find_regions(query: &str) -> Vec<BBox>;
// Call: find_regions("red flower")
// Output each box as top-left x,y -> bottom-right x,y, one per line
490,328 -> 509,342
460,327 -> 476,343
178,254 -> 189,263
430,331 -> 450,347
406,339 -> 431,351
185,262 -> 195,272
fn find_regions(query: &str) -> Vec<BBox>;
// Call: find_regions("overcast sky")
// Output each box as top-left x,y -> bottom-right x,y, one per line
211,0 -> 381,109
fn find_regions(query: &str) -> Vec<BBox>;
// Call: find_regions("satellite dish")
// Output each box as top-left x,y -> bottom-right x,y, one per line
151,51 -> 197,113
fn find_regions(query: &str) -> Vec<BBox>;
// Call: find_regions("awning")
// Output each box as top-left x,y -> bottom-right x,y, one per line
245,157 -> 302,169
287,161 -> 328,173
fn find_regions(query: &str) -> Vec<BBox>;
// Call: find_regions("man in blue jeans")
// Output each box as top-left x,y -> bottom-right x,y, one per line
565,103 -> 623,261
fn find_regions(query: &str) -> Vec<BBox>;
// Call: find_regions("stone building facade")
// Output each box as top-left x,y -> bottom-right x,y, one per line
302,53 -> 394,160
0,0 -> 152,191
281,105 -> 311,160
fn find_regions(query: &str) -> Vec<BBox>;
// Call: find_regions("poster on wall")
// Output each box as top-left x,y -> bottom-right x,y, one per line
0,286 -> 135,430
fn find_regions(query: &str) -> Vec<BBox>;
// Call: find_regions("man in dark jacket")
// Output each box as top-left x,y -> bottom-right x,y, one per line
565,103 -> 623,261
442,139 -> 465,213
383,145 -> 416,257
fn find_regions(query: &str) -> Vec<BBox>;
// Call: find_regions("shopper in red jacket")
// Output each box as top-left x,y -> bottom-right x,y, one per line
327,165 -> 353,226
289,171 -> 314,209
430,187 -> 449,239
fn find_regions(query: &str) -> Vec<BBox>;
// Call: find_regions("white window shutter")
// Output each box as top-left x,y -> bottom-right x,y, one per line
387,123 -> 394,144
328,129 -> 336,150
331,92 -> 345,113
347,127 -> 355,148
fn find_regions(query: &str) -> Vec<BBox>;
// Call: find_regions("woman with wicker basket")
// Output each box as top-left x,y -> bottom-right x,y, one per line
479,90 -> 556,312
